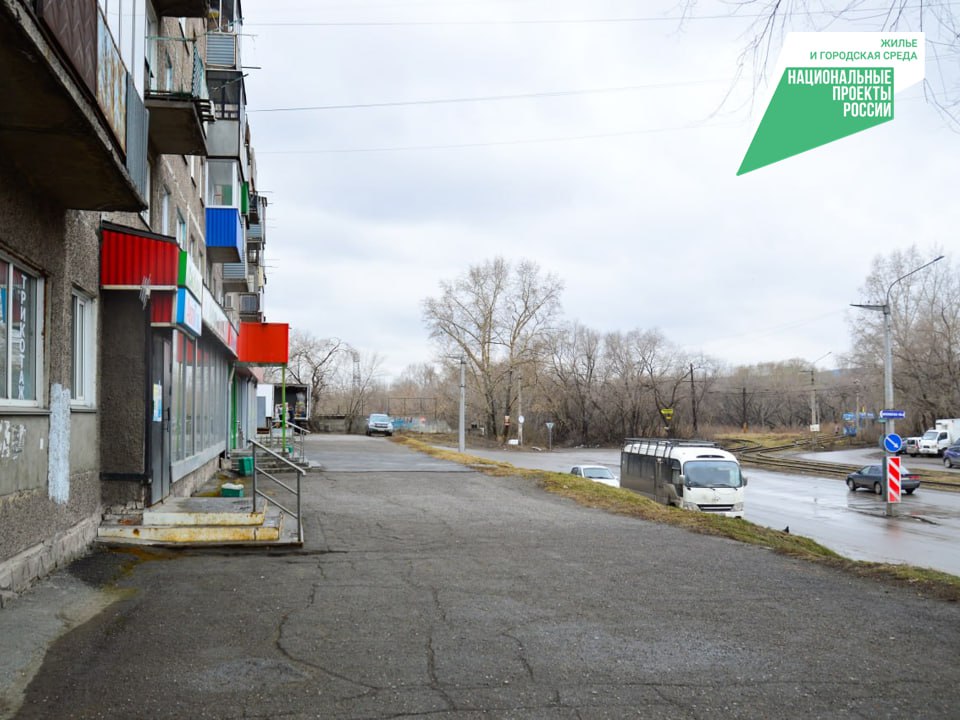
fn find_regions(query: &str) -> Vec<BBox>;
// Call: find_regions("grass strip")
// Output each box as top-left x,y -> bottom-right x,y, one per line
393,435 -> 960,602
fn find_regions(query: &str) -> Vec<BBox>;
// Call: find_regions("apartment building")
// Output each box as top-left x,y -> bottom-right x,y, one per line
0,0 -> 277,597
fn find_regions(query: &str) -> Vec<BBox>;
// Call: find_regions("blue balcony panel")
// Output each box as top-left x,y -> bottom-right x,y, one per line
206,207 -> 243,263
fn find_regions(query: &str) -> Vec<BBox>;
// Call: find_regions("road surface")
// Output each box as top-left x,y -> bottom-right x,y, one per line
452,444 -> 960,576
6,434 -> 960,719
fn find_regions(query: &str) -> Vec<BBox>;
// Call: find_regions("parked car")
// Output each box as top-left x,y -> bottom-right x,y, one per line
944,441 -> 960,469
901,437 -> 920,457
570,465 -> 618,486
366,413 -> 394,437
846,464 -> 920,495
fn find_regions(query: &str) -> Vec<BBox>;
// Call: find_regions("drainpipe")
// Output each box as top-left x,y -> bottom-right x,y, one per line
143,296 -> 153,497
227,364 -> 236,454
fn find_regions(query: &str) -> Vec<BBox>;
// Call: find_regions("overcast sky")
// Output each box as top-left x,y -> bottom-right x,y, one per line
241,0 -> 956,381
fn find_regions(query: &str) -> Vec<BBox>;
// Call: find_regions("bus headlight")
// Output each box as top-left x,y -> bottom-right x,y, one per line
733,502 -> 744,512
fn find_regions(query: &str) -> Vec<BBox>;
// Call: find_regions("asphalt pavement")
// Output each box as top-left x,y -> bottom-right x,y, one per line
3,434 -> 960,719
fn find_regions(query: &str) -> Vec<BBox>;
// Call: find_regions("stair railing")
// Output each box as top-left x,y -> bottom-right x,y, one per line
263,420 -> 312,462
286,421 -> 311,462
250,439 -> 305,544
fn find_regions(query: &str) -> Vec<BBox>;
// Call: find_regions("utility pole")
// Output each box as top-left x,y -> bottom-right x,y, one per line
689,363 -> 698,436
457,356 -> 466,453
741,387 -> 747,432
517,373 -> 523,447
851,254 -> 944,518
805,352 -> 832,435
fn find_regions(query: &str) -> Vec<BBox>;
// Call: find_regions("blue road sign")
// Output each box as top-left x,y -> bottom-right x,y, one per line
884,433 -> 903,453
880,409 -> 906,419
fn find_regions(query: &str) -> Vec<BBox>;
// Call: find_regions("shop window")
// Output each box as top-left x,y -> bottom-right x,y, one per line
71,293 -> 96,406
0,258 -> 42,403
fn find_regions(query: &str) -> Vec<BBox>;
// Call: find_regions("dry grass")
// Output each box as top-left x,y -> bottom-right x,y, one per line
393,435 -> 960,602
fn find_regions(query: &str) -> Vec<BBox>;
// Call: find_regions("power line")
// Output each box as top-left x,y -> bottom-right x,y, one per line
245,3 -> 960,27
247,78 -> 726,113
256,120 -> 740,155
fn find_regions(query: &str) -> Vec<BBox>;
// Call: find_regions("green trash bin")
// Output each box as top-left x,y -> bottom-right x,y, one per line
238,457 -> 253,476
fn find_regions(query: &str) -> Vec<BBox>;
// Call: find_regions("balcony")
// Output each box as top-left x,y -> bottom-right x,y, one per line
207,70 -> 247,165
153,0 -> 208,17
0,0 -> 146,210
222,259 -> 251,293
206,207 -> 243,263
250,264 -> 266,293
238,292 -> 264,323
247,192 -> 262,224
247,220 -> 263,245
145,39 -> 214,156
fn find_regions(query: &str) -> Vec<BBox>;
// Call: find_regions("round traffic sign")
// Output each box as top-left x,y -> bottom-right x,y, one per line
883,433 -> 903,454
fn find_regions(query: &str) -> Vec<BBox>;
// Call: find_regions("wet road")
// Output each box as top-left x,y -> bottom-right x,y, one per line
452,445 -> 960,577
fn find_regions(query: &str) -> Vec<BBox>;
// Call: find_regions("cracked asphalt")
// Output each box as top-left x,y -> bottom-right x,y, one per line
6,434 -> 960,719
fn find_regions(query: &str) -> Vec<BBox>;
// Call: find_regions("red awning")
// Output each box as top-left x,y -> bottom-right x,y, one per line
101,222 -> 180,289
237,322 -> 289,365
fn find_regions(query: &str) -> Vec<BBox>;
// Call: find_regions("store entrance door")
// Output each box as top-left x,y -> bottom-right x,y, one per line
149,334 -> 172,505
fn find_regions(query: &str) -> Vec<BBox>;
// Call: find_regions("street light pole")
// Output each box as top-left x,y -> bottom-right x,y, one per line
852,254 -> 944,517
458,356 -> 466,454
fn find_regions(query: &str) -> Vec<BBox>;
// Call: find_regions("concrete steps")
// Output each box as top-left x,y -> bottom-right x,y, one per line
97,496 -> 298,547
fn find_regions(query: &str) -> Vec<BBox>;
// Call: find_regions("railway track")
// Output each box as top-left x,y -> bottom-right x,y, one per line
719,438 -> 960,491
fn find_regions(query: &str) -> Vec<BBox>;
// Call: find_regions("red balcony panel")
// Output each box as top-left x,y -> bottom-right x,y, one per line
100,222 -> 180,289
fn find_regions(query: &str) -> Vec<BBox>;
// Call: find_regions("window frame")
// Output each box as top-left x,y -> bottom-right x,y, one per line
71,291 -> 97,407
0,254 -> 44,407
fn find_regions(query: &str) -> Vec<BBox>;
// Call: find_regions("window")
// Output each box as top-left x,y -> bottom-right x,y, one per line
207,160 -> 238,206
71,293 -> 96,405
142,159 -> 152,223
176,210 -> 187,249
98,0 -> 147,95
0,257 -> 42,403
160,186 -> 170,236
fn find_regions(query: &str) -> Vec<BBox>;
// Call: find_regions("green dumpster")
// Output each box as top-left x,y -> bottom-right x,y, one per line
238,457 -> 253,476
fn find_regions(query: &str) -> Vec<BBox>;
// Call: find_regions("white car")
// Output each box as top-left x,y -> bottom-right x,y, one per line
570,465 -> 619,487
366,413 -> 394,436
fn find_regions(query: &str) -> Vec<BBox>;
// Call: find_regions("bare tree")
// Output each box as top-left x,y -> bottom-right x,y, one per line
544,322 -> 603,445
422,257 -> 563,441
335,350 -> 385,433
698,1 -> 960,127
265,330 -> 342,426
849,246 -> 959,429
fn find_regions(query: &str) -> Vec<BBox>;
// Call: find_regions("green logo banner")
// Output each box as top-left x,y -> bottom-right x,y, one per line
738,67 -> 894,175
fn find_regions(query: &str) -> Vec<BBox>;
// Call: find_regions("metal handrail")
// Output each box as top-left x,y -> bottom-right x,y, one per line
250,439 -> 304,544
265,420 -> 311,462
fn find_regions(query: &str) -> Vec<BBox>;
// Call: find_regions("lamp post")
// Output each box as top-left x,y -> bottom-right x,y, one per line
458,355 -> 466,454
852,254 -> 944,517
446,355 -> 467,454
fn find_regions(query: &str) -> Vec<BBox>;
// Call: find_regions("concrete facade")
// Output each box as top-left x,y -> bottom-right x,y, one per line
0,2 -> 272,597
0,126 -> 106,594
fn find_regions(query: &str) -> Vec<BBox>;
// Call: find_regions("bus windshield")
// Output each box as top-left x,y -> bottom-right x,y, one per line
683,460 -> 742,488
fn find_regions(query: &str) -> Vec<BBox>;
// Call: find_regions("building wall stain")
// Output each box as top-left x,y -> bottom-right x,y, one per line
0,420 -> 27,460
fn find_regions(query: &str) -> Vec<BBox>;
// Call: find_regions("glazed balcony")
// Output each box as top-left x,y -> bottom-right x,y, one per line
145,39 -> 214,156
0,0 -> 147,210
206,69 -> 247,166
238,292 -> 264,323
222,258 -> 251,293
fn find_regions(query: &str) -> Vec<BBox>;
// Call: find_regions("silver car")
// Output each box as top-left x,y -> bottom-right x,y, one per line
366,413 -> 394,437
